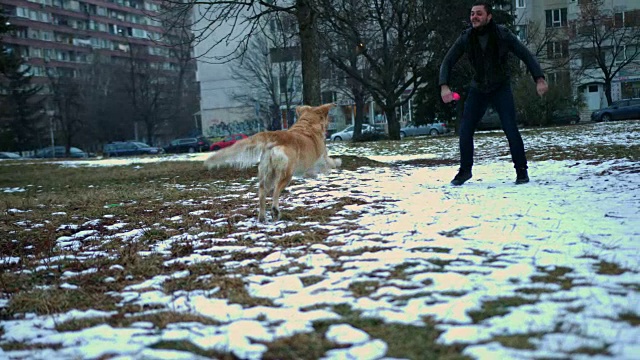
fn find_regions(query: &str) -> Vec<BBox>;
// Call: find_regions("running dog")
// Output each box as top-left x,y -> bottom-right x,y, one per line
204,103 -> 341,222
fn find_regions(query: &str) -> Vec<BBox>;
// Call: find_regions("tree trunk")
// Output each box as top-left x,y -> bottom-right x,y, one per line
354,90 -> 365,128
350,88 -> 367,139
385,102 -> 400,140
604,79 -> 613,106
146,121 -> 154,146
296,0 -> 321,106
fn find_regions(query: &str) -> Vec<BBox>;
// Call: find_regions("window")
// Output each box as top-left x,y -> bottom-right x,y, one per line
321,91 -> 336,103
547,41 -> 569,59
545,8 -> 567,28
270,46 -> 300,63
515,25 -> 527,41
548,71 -> 570,87
614,45 -> 638,64
132,28 -> 146,38
516,0 -> 525,8
493,3 -> 509,11
614,10 -> 640,28
582,51 -> 604,68
16,7 -> 28,17
279,76 -> 290,94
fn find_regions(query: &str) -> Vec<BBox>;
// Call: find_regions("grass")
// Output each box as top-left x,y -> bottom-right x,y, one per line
150,340 -> 238,359
311,313 -> 470,360
1,121 -> 638,358
595,260 -> 629,275
467,296 -> 537,323
7,288 -> 118,316
530,266 -> 574,290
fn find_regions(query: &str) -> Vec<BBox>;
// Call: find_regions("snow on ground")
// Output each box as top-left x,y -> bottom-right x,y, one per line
1,121 -> 639,359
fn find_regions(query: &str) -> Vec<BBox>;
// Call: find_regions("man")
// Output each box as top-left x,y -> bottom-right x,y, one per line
439,0 -> 548,185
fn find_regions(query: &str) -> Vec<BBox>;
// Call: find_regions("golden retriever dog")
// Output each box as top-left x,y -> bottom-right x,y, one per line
204,103 -> 341,222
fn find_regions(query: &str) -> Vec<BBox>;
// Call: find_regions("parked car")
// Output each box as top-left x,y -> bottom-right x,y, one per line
330,124 -> 381,141
210,133 -> 248,151
0,152 -> 23,159
477,108 -> 503,131
163,136 -> 210,154
591,98 -> 640,122
551,107 -> 581,125
103,141 -> 163,157
400,122 -> 449,139
31,146 -> 91,158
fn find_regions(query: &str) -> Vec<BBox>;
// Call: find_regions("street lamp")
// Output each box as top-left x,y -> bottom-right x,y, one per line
46,110 -> 55,150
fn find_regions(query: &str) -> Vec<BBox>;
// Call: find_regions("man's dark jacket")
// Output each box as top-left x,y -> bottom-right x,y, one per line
439,21 -> 544,93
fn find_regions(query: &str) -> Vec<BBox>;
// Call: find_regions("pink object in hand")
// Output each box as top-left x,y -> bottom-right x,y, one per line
452,92 -> 461,101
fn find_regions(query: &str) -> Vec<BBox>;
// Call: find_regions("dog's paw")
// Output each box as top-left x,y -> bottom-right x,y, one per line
271,206 -> 280,221
304,169 -> 319,178
333,158 -> 342,168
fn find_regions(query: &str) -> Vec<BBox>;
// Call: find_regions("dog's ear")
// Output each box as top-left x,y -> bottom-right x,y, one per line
296,105 -> 312,117
315,103 -> 335,115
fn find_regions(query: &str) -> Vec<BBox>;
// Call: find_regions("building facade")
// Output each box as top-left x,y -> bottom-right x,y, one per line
192,10 -> 257,138
1,0 -> 198,146
1,0 -> 183,82
513,0 -> 640,112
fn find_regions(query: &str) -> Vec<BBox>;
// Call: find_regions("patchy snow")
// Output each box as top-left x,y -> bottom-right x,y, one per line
1,121 -> 639,359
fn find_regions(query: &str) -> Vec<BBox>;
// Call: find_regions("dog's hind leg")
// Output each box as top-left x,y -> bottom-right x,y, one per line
258,158 -> 275,222
258,177 -> 267,222
271,169 -> 293,221
265,146 -> 293,221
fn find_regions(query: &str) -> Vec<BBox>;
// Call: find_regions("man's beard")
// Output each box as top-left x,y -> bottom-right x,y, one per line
472,19 -> 491,34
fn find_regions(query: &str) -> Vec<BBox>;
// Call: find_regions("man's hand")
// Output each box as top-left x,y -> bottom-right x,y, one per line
536,78 -> 548,97
441,85 -> 453,103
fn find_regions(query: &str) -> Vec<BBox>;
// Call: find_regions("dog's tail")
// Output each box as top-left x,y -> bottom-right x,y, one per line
204,133 -> 272,170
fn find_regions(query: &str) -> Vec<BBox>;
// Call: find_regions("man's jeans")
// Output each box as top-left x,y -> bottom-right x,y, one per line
459,84 -> 527,170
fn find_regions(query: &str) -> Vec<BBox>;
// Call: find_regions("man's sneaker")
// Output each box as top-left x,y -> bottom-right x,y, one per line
515,167 -> 529,184
451,169 -> 472,186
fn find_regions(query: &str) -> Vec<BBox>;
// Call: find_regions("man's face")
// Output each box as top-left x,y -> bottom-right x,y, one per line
470,5 -> 492,28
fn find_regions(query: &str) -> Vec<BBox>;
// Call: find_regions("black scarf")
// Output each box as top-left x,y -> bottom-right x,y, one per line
469,20 -> 501,87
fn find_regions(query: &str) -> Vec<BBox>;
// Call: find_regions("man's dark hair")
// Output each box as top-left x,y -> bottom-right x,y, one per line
473,1 -> 493,15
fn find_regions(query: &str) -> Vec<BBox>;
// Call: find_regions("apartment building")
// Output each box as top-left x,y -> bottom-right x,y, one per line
1,0 -> 184,84
1,0 -> 200,147
513,0 -> 640,111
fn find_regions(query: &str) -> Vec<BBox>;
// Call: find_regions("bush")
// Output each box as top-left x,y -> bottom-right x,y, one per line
513,76 -> 584,127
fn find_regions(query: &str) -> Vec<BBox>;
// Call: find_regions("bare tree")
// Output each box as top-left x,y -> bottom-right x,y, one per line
230,13 -> 302,131
46,67 -> 84,156
78,54 -> 135,144
316,0 -> 371,140
317,0 -> 435,140
230,35 -> 281,131
123,43 -> 175,146
569,0 -> 640,105
322,53 -> 371,140
158,7 -> 201,137
160,0 -> 322,105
